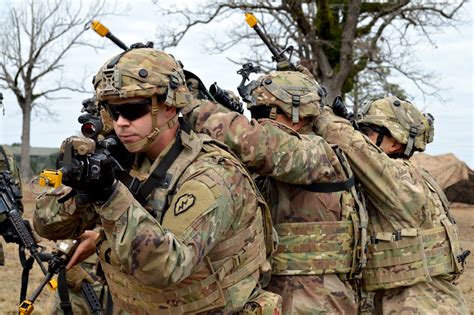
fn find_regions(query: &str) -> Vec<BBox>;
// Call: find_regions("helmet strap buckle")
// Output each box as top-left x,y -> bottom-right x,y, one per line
404,126 -> 418,157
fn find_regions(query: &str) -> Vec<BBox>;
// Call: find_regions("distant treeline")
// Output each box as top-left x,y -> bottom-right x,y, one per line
5,145 -> 59,176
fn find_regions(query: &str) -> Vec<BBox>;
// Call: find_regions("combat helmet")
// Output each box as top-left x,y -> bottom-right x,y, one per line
248,71 -> 325,123
356,96 -> 434,157
93,48 -> 192,151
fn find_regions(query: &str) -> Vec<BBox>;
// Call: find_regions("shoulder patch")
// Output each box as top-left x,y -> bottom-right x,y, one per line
174,193 -> 196,216
163,179 -> 217,238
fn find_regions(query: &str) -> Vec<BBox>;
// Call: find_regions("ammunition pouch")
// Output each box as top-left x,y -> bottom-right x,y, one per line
98,210 -> 267,314
272,220 -> 356,276
363,217 -> 464,291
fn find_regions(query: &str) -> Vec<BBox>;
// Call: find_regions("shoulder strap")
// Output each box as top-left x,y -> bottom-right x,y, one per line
419,168 -> 456,224
297,176 -> 355,193
117,119 -> 194,206
296,146 -> 355,193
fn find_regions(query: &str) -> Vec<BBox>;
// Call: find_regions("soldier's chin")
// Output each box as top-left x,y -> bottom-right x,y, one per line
123,139 -> 148,153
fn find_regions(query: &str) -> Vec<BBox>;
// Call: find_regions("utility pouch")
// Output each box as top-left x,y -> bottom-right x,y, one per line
240,289 -> 282,315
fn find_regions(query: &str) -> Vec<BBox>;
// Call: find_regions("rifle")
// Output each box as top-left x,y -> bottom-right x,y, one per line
0,171 -> 62,311
244,12 -> 296,71
19,239 -> 103,315
209,83 -> 244,114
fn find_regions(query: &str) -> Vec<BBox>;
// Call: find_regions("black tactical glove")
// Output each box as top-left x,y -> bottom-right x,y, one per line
61,153 -> 117,205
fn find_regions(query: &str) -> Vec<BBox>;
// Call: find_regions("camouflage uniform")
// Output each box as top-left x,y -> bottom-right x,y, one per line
184,71 -> 367,314
313,96 -> 469,314
0,145 -> 22,265
34,48 -> 278,314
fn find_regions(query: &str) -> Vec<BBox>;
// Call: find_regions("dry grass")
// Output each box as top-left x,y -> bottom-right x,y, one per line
1,189 -> 473,313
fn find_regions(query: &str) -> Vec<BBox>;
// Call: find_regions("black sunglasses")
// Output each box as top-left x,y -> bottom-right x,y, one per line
104,99 -> 152,121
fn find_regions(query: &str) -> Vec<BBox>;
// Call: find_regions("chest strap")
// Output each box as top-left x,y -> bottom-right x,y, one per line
296,175 -> 355,193
117,130 -> 183,207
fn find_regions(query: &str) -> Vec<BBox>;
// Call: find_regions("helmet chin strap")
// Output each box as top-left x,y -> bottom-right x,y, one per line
124,96 -> 179,152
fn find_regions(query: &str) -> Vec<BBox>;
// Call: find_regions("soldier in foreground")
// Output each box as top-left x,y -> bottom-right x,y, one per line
314,96 -> 469,313
34,47 -> 279,313
184,71 -> 367,314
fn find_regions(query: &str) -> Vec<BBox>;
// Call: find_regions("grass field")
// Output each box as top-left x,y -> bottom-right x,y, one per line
1,190 -> 473,313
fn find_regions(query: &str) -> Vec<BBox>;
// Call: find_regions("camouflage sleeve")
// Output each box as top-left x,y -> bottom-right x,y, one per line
33,186 -> 98,240
184,100 -> 344,184
1,146 -> 22,191
1,146 -> 23,212
95,162 -> 237,288
313,112 -> 427,223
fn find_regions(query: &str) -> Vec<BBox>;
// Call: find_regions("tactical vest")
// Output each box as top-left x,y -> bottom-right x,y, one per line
255,121 -> 368,278
362,162 -> 466,291
98,129 -> 273,314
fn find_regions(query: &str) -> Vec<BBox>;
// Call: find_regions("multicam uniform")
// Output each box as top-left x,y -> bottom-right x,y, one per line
35,48 -> 278,314
184,71 -> 368,314
314,97 -> 469,314
35,129 -> 273,314
0,145 -> 23,265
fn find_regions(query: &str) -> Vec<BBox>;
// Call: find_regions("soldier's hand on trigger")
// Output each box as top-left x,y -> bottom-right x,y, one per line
66,230 -> 100,270
61,152 -> 117,204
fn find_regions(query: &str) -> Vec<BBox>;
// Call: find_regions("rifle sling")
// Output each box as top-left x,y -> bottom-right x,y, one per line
58,267 -> 73,315
297,175 -> 355,193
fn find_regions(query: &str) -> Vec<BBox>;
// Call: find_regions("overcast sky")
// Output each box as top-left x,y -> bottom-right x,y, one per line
0,0 -> 473,167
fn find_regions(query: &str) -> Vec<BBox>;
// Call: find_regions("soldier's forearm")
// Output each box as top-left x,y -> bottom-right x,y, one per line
314,113 -> 427,214
34,188 -> 97,240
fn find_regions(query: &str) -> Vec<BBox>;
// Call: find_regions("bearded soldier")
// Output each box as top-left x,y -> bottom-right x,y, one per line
34,47 -> 280,314
184,71 -> 368,314
313,96 -> 469,313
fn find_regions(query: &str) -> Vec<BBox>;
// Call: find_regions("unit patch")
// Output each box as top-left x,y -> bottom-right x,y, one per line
174,193 -> 196,216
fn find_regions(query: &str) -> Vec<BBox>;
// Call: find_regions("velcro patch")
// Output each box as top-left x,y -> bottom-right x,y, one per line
163,179 -> 217,238
174,193 -> 196,216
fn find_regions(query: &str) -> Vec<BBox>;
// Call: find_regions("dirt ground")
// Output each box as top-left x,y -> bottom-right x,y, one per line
1,193 -> 474,313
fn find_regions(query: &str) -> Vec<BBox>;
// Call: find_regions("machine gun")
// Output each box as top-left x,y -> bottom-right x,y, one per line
244,12 -> 296,71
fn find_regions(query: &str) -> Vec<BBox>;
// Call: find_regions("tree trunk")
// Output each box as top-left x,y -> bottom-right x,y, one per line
324,78 -> 343,107
20,105 -> 31,180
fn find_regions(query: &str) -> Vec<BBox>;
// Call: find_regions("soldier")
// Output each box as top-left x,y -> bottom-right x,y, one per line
313,96 -> 469,313
0,145 -> 23,265
183,71 -> 367,314
34,47 -> 280,314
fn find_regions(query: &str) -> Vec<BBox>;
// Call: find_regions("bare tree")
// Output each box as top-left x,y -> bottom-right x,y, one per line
153,0 -> 467,109
0,0 -> 118,179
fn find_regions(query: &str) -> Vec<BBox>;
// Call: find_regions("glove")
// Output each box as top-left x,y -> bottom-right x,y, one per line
61,153 -> 117,205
